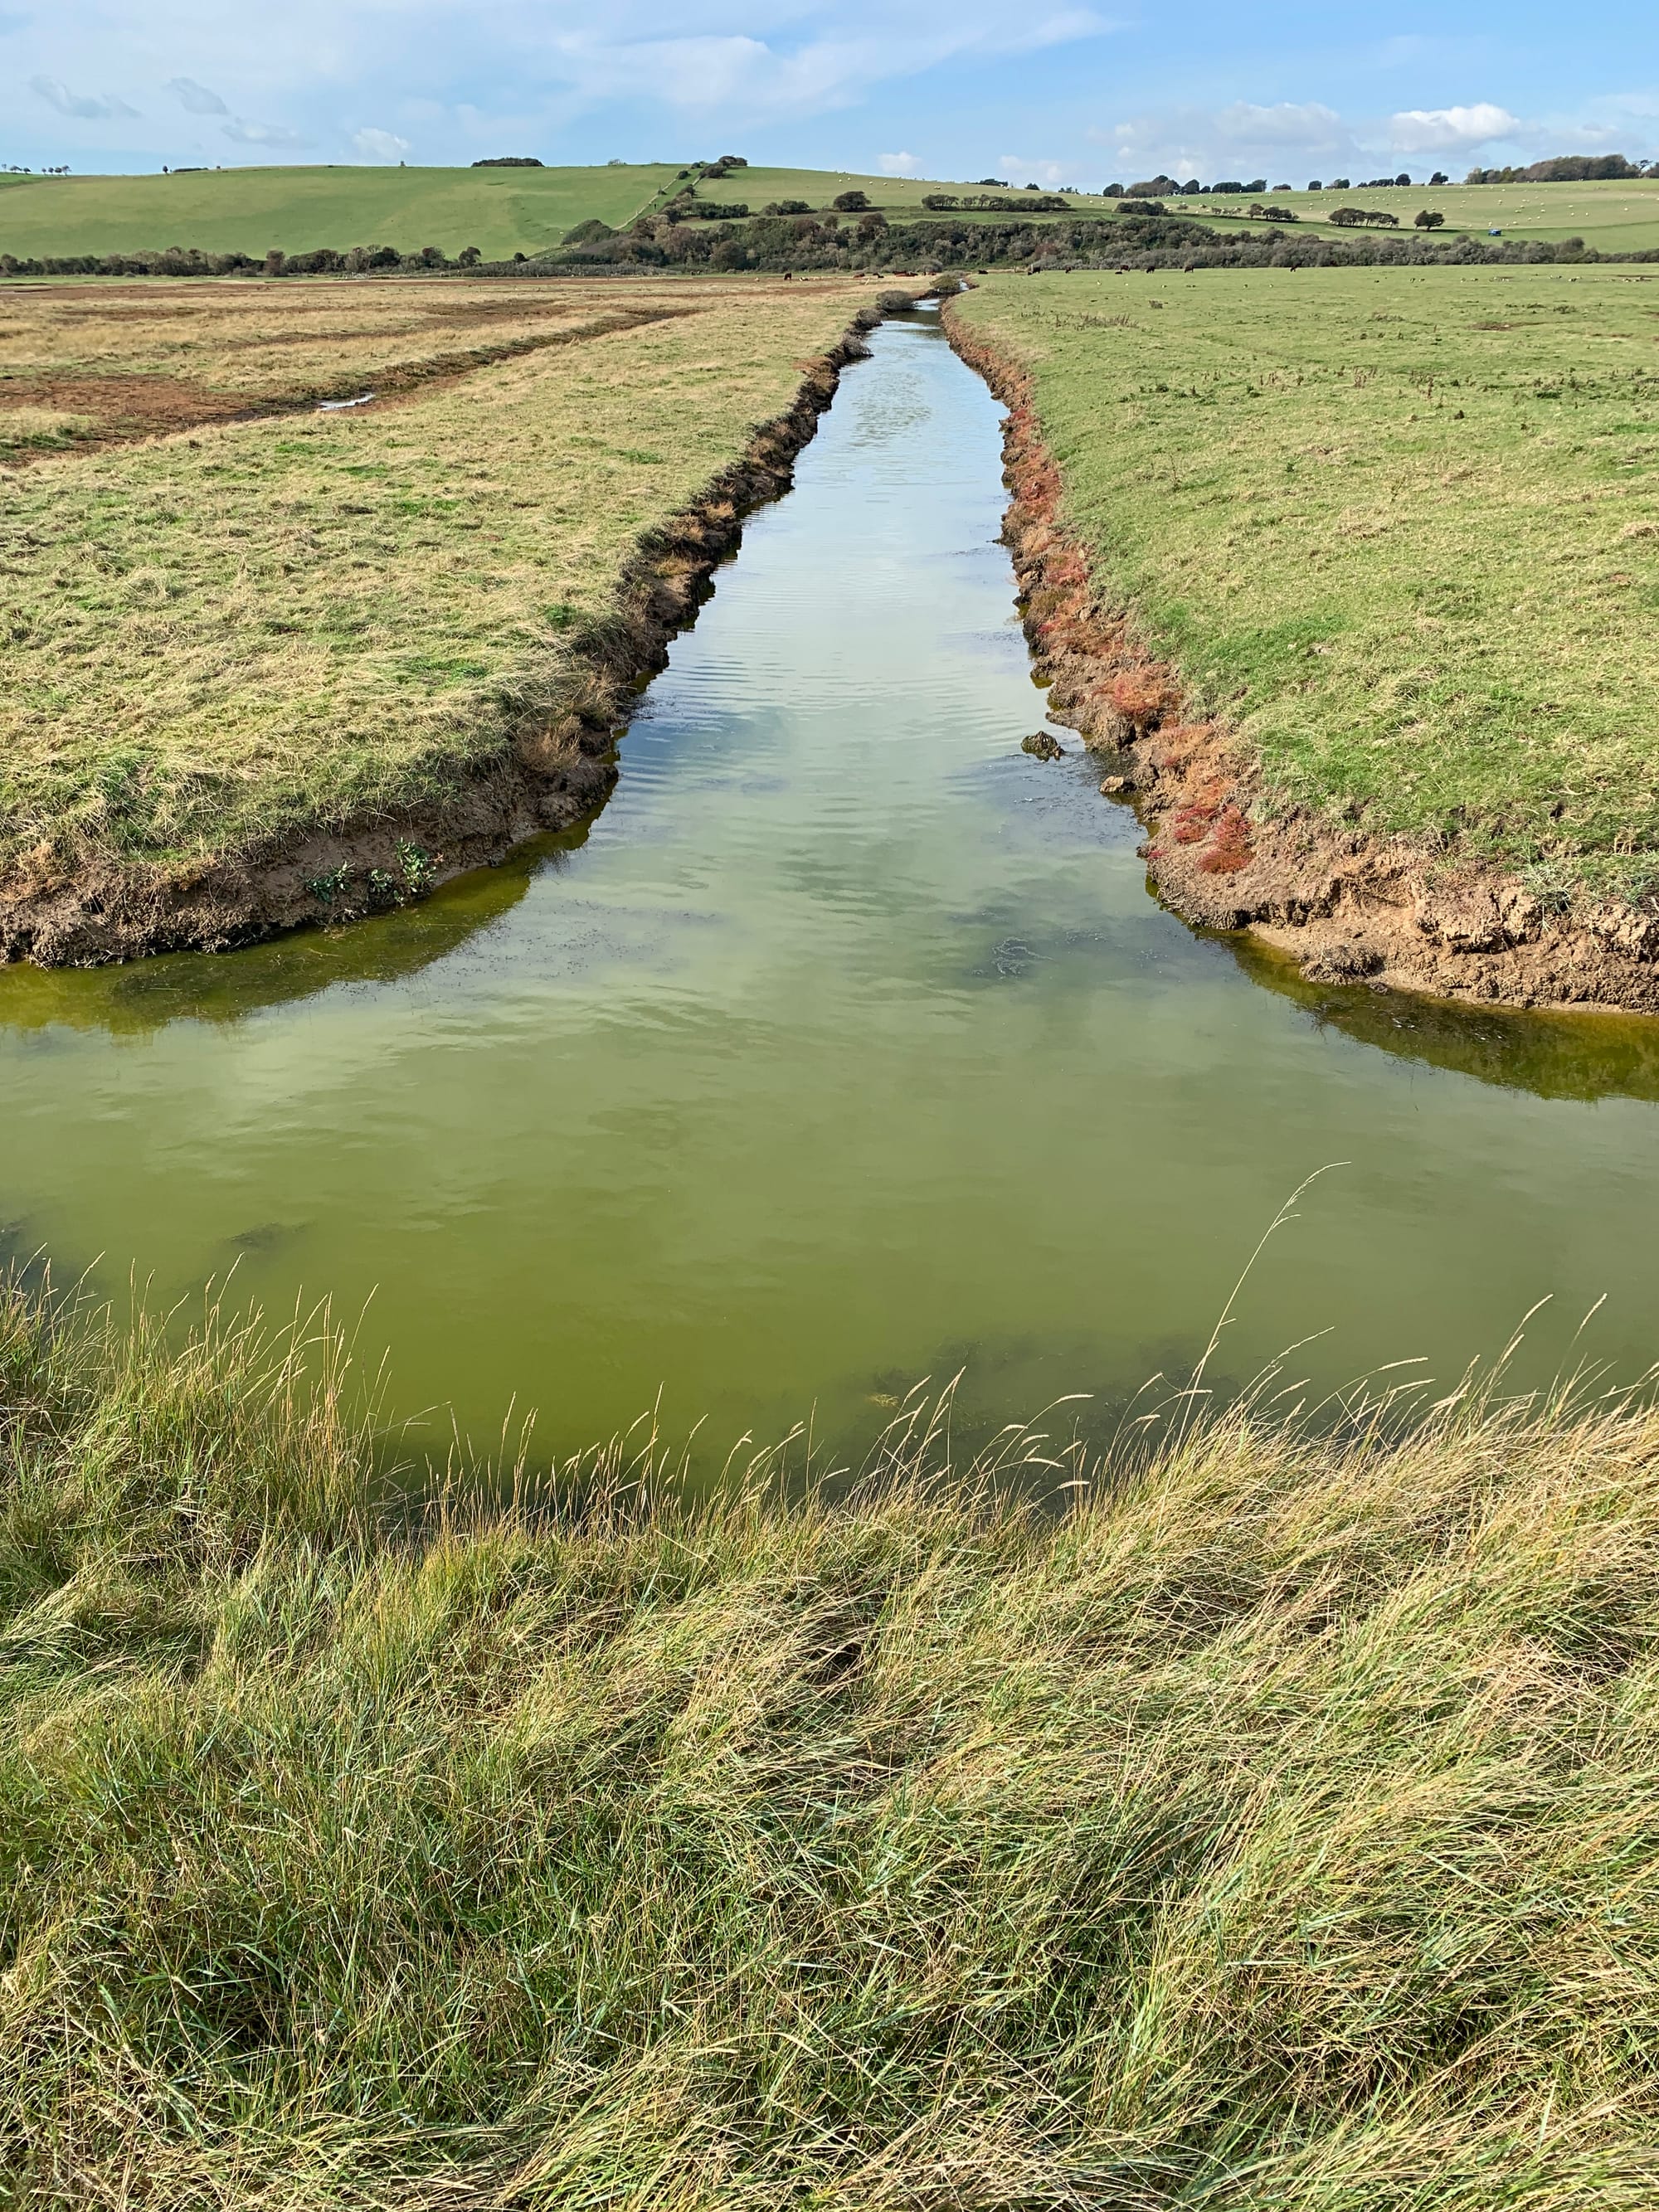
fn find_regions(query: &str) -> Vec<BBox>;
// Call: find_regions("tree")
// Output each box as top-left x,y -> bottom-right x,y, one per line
1414,209 -> 1445,231
1394,171 -> 1410,187
1429,171 -> 1448,186
1307,179 -> 1323,192
832,189 -> 870,211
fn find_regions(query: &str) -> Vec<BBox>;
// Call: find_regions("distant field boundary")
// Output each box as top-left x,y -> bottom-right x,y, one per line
6,221 -> 1653,288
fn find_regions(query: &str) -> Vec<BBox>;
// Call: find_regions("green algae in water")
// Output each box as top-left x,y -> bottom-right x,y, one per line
3,311 -> 1659,1462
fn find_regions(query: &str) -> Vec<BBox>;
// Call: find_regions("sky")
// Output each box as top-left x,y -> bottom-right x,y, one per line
2,0 -> 1655,185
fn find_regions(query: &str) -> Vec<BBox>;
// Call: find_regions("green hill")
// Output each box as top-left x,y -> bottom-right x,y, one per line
0,162 -> 1126,264
1162,177 -> 1659,253
0,163 -> 684,263
3,163 -> 1655,266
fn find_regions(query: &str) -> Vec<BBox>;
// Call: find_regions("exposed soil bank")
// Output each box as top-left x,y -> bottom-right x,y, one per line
0,309 -> 883,966
946,305 -> 1659,1017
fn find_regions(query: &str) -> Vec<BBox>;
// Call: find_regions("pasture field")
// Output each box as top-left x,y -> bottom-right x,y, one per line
0,162 -> 681,263
1179,179 -> 1659,254
952,265 -> 1659,900
3,165 -> 1657,265
3,1277 -> 1659,2201
0,276 -> 873,882
0,278 -> 691,450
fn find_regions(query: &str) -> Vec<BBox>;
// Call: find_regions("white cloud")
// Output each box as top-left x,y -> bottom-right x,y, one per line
878,150 -> 922,175
1386,103 -> 1519,153
168,75 -> 227,116
30,73 -> 138,119
223,118 -> 310,147
353,126 -> 411,162
998,153 -> 1066,186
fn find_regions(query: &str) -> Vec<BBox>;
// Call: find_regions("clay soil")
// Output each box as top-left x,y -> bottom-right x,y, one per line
946,307 -> 1659,1018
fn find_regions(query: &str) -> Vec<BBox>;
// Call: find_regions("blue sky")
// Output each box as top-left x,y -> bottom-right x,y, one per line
3,0 -> 1655,182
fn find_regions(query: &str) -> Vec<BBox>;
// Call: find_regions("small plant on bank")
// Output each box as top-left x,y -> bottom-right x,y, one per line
304,863 -> 351,907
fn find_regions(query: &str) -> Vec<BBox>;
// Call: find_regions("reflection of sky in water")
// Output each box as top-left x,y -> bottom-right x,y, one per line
2,309 -> 1659,1466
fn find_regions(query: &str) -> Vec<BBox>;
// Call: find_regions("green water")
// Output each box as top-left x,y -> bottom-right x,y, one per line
5,309 -> 1659,1459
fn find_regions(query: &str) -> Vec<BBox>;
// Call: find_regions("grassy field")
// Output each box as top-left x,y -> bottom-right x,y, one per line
5,164 -> 1656,264
0,278 -> 696,446
952,266 -> 1659,902
0,163 -> 682,263
1175,179 -> 1659,254
3,1276 -> 1659,2203
0,276 -> 873,882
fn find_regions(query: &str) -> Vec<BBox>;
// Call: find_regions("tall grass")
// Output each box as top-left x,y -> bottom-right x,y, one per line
3,1278 -> 1658,2206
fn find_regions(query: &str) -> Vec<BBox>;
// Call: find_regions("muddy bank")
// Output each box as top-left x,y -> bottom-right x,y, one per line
945,306 -> 1659,1018
0,309 -> 884,967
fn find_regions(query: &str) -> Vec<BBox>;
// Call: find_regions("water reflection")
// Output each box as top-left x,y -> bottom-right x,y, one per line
1227,932 -> 1659,1104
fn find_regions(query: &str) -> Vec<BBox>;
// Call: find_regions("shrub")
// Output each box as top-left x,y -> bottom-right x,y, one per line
470,156 -> 543,168
833,189 -> 872,211
1415,210 -> 1446,231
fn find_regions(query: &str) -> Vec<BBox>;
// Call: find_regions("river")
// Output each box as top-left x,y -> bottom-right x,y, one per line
4,305 -> 1659,1461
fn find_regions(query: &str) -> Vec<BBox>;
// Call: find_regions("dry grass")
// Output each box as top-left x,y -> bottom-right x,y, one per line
0,280 -> 682,411
0,279 -> 875,880
2,1276 -> 1659,2205
953,266 -> 1659,902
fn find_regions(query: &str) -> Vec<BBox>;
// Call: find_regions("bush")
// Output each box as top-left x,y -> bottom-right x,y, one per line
470,156 -> 542,168
1415,210 -> 1446,231
833,189 -> 872,211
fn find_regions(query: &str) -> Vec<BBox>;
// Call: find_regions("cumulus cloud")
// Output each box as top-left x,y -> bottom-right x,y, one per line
1386,103 -> 1519,153
168,75 -> 228,116
222,118 -> 310,146
30,74 -> 139,119
878,150 -> 922,175
352,126 -> 411,161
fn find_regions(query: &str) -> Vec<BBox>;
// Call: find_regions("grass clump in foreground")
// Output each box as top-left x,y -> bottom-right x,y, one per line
4,1278 -> 1659,2205
952,266 -> 1659,904
0,279 -> 873,884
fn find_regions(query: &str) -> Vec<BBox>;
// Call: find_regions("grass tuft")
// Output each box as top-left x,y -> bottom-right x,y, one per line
2,1279 -> 1659,2203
